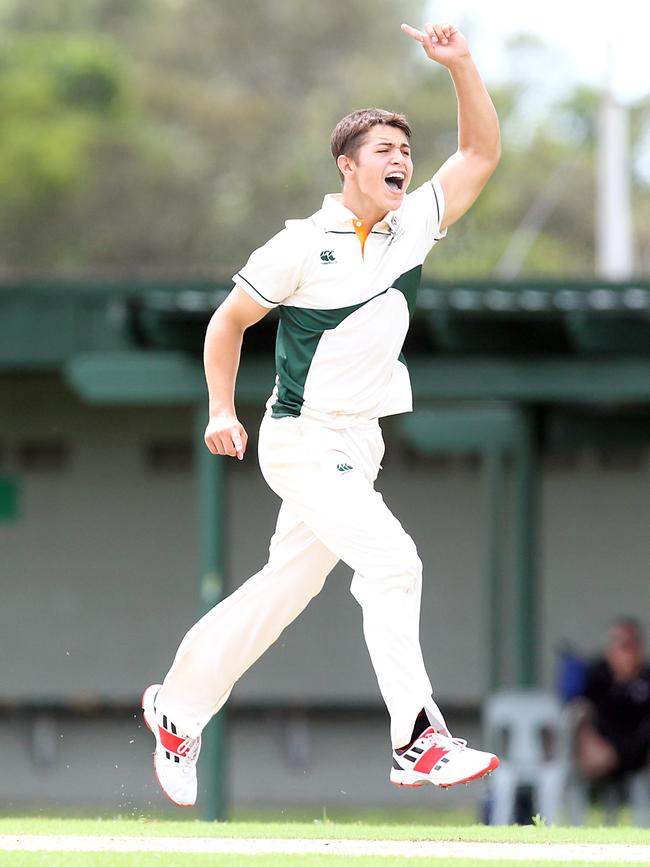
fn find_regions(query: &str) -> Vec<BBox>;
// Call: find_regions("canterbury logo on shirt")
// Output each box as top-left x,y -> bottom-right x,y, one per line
319,250 -> 336,263
336,462 -> 353,473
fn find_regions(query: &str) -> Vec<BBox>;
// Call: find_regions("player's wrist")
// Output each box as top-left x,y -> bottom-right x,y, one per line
444,52 -> 475,74
208,404 -> 236,421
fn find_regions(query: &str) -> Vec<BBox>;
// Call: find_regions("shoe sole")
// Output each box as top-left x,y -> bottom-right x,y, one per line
391,754 -> 500,789
141,684 -> 194,809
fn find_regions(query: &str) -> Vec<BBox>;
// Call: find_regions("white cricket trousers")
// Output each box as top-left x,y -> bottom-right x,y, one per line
158,414 -> 447,749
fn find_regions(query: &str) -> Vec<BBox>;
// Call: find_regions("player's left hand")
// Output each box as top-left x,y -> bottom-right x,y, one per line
401,22 -> 470,67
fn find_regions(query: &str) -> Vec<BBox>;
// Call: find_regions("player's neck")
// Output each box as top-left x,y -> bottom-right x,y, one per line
341,186 -> 386,231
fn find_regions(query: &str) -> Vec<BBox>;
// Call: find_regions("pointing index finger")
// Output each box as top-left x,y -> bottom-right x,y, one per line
401,22 -> 426,43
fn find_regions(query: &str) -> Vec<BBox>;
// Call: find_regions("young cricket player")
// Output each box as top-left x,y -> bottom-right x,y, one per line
143,21 -> 501,806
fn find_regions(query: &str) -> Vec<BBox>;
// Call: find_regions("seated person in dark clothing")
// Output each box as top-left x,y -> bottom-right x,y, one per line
574,617 -> 650,782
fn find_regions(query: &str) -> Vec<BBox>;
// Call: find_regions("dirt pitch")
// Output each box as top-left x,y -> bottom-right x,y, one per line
3,835 -> 650,861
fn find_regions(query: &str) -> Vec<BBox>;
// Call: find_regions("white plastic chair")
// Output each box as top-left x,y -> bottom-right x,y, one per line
483,690 -> 570,825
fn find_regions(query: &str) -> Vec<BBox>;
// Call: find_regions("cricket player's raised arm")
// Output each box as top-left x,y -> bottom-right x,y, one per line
401,22 -> 500,231
203,285 -> 270,460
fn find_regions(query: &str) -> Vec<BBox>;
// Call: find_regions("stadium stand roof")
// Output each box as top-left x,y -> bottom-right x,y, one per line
4,278 -> 650,403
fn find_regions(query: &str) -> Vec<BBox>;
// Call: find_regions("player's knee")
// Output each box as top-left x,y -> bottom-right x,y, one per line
402,538 -> 422,575
407,552 -> 423,591
394,544 -> 422,593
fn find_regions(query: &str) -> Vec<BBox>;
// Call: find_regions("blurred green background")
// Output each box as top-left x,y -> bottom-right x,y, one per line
0,0 -> 648,279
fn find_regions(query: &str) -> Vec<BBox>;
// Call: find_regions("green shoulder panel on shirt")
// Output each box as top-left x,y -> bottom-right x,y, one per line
272,300 -> 372,418
391,264 -> 422,319
271,264 -> 421,419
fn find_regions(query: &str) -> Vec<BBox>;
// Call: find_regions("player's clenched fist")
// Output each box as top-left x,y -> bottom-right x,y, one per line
401,22 -> 469,67
204,413 -> 248,460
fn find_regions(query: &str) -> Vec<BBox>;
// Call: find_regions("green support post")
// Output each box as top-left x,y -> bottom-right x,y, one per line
0,477 -> 20,521
194,406 -> 228,821
514,410 -> 538,687
483,448 -> 504,690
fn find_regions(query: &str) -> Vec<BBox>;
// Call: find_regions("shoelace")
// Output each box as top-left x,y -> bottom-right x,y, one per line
177,734 -> 201,770
419,729 -> 467,752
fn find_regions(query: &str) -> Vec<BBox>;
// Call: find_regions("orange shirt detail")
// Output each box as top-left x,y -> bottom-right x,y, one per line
353,220 -> 370,257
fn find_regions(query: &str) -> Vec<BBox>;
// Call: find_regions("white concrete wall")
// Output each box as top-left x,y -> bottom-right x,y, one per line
540,448 -> 650,679
1,376 -> 649,710
1,378 -> 198,700
0,707 -> 483,812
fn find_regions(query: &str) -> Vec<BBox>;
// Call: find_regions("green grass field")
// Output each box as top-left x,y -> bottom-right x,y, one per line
3,815 -> 650,843
8,857 -> 650,867
2,816 -> 650,867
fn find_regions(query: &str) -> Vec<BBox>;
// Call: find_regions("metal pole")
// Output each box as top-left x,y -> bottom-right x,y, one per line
596,41 -> 633,279
514,410 -> 538,687
194,405 -> 227,820
483,448 -> 504,690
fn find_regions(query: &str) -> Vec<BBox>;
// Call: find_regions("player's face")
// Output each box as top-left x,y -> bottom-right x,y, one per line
606,625 -> 645,682
348,126 -> 413,212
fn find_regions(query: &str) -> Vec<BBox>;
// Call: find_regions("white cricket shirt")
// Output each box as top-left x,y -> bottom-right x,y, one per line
234,175 -> 447,428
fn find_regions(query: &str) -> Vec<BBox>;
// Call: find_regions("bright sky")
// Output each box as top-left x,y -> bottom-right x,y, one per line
427,0 -> 650,102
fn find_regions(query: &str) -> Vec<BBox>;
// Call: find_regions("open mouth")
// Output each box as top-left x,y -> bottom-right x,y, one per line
385,173 -> 405,193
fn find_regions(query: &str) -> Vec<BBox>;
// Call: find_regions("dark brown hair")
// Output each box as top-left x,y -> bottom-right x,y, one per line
330,108 -> 411,181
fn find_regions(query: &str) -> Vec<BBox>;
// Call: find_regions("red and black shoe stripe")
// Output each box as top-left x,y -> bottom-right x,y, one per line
395,730 -> 452,774
158,715 -> 190,763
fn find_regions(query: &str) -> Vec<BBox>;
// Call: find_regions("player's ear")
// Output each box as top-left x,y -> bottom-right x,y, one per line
337,153 -> 355,180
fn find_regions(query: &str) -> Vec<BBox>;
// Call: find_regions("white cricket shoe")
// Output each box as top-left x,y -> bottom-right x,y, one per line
390,726 -> 499,788
141,684 -> 201,807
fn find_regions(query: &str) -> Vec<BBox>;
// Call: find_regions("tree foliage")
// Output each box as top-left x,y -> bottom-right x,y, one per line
0,0 -> 647,279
